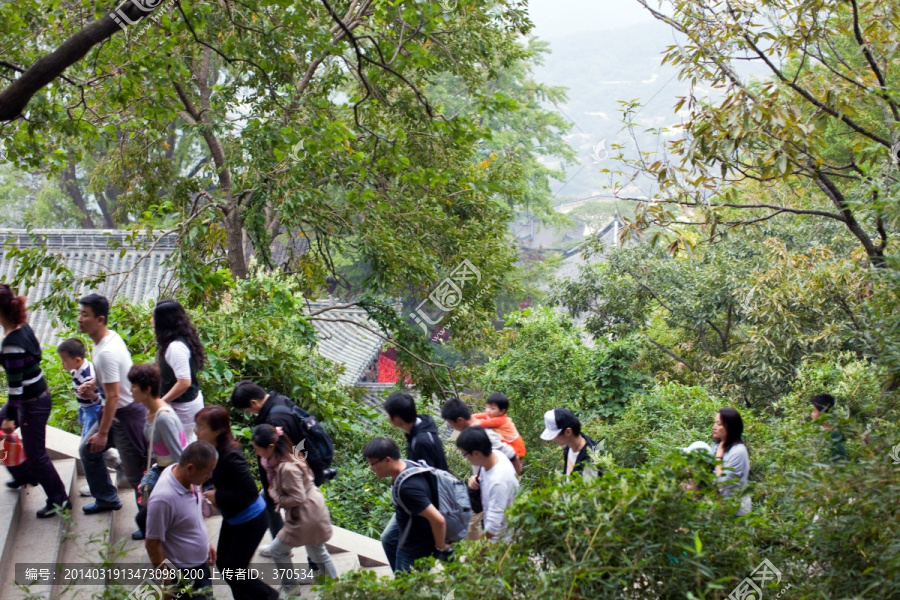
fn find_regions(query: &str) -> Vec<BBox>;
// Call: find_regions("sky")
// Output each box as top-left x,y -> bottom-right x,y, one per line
527,0 -> 656,39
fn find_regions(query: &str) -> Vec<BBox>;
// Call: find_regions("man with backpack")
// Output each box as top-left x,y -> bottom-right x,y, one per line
364,437 -> 468,572
230,381 -> 335,562
379,392 -> 450,567
383,392 -> 448,471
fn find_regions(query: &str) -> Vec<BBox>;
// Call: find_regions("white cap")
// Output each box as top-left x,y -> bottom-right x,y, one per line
540,409 -> 562,440
681,441 -> 713,455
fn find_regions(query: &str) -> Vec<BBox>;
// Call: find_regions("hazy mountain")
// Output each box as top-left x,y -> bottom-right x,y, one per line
533,21 -> 692,201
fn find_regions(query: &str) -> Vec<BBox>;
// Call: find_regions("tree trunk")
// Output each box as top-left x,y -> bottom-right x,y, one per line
97,187 -> 118,228
223,204 -> 248,278
59,159 -> 96,229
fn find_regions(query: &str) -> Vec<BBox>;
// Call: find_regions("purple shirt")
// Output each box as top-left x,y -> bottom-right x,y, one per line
146,465 -> 209,567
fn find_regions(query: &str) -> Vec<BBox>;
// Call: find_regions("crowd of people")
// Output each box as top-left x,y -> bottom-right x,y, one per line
0,288 -> 338,599
0,282 -> 849,593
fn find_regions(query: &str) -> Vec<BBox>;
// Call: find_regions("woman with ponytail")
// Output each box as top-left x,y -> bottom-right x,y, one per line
196,407 -> 277,600
252,423 -> 337,594
0,283 -> 71,518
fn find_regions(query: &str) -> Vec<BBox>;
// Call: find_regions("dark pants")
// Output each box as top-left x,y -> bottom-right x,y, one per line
136,504 -> 147,534
80,402 -> 147,504
2,391 -> 68,506
395,546 -> 439,573
218,511 -> 278,600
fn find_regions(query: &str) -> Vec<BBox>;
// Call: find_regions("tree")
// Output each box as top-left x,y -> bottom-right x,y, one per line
618,0 -> 899,268
0,0 -> 563,297
552,215 -> 871,403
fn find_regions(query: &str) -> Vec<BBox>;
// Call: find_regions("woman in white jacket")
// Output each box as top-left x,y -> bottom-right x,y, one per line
712,407 -> 751,517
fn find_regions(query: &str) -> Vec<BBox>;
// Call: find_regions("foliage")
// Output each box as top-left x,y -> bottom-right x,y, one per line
319,455 -> 759,600
591,335 -> 648,419
593,382 -> 729,469
0,0 -> 566,319
620,0 -> 900,270
463,308 -> 597,475
553,216 -> 871,404
319,351 -> 900,600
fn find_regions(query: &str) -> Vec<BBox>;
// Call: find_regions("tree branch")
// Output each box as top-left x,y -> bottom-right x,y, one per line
0,1 -> 162,121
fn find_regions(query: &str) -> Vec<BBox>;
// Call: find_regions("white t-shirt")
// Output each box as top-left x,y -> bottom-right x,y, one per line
565,448 -> 578,475
163,341 -> 203,440
93,331 -> 134,408
471,428 -> 518,477
478,451 -> 519,540
164,341 -> 192,380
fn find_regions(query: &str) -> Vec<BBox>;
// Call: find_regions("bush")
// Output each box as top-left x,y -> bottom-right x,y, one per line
465,308 -> 599,479
319,454 -> 762,600
593,382 -> 750,468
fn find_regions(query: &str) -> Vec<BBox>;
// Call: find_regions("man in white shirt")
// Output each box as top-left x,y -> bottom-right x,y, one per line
77,293 -> 148,514
442,397 -> 522,540
455,427 -> 518,541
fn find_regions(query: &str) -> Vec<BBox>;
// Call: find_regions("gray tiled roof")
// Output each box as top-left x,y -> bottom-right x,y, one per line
546,217 -> 623,286
0,229 -> 176,346
307,301 -> 385,386
0,229 -> 385,386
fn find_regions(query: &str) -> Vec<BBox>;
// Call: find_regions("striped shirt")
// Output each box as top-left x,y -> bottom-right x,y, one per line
71,360 -> 103,406
1,325 -> 48,422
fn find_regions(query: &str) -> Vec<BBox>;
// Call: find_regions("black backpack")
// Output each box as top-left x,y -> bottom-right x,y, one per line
268,397 -> 336,486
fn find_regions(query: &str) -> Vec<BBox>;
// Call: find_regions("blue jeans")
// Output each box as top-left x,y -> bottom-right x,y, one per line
380,514 -> 400,571
78,404 -> 101,442
395,546 -> 437,573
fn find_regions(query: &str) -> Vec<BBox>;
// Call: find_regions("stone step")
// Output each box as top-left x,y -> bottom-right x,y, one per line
51,474 -> 115,600
108,487 -> 142,562
327,523 -> 390,568
1,458 -> 76,600
0,476 -> 25,595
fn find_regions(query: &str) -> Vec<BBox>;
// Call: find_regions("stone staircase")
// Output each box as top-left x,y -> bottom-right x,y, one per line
0,427 -> 392,599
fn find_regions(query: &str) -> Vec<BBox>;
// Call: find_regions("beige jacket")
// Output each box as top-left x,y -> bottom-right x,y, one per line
268,457 -> 333,547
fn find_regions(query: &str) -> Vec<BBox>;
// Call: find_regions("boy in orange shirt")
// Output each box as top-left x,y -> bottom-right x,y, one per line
473,393 -> 526,458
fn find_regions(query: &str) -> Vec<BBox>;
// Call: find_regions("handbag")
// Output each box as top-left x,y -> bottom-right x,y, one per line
138,465 -> 162,507
0,431 -> 26,467
200,482 -> 220,518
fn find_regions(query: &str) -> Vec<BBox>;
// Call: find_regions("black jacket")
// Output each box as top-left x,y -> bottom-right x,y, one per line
255,392 -> 306,501
406,415 -> 448,471
211,446 -> 260,520
563,434 -> 598,475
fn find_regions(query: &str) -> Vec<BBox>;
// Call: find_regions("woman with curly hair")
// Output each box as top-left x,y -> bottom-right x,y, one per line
153,299 -> 205,442
0,283 -> 71,518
